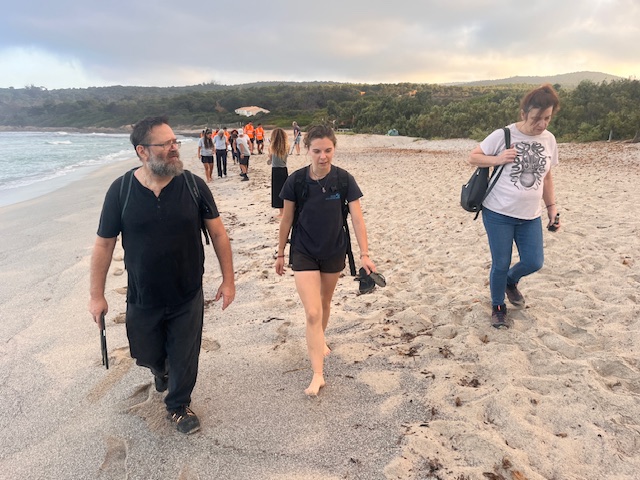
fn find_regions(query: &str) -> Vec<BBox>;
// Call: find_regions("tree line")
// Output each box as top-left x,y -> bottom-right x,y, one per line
0,79 -> 638,142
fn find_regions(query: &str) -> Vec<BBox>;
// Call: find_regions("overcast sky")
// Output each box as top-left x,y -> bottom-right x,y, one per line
1,0 -> 637,89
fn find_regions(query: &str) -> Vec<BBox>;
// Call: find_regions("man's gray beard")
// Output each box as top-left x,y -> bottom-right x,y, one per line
148,156 -> 184,177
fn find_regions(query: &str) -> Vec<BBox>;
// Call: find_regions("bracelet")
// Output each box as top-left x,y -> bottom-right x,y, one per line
360,253 -> 369,258
277,255 -> 285,258
545,203 -> 556,208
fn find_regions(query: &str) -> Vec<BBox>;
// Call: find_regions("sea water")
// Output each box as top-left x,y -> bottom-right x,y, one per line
0,131 -> 192,207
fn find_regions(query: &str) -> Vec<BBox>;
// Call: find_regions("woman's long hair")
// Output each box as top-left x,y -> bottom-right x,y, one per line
270,128 -> 289,158
203,129 -> 213,149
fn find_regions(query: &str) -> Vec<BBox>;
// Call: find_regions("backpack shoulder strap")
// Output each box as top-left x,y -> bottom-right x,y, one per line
183,169 -> 210,245
120,167 -> 139,221
334,167 -> 356,276
502,126 -> 511,150
487,127 -> 509,186
475,127 -> 510,220
335,166 -> 350,220
183,169 -> 200,205
288,167 -> 309,265
294,166 -> 309,201
292,166 -> 309,221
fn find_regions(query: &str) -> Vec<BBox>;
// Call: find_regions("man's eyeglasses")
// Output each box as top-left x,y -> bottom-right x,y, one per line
140,140 -> 182,150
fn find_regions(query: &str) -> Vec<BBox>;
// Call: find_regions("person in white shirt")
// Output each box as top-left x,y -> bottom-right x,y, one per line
197,129 -> 214,182
468,84 -> 562,329
236,131 -> 251,181
213,129 -> 229,178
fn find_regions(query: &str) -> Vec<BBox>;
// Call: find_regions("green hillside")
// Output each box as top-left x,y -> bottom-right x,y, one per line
0,73 -> 638,142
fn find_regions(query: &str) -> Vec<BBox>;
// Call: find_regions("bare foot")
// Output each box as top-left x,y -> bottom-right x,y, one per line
304,373 -> 325,396
324,344 -> 331,357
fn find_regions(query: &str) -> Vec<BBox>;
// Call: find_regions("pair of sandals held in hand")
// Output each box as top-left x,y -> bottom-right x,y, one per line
357,267 -> 386,294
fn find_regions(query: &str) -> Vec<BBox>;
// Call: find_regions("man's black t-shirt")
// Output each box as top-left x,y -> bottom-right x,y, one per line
97,172 -> 219,308
280,165 -> 362,260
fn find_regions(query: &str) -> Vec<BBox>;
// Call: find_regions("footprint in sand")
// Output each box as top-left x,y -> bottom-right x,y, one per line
113,254 -> 124,262
121,383 -> 152,411
99,436 -> 128,478
86,347 -> 134,403
115,287 -> 127,295
112,313 -> 126,324
124,384 -> 168,433
113,268 -> 124,276
273,321 -> 291,350
201,336 -> 221,352
591,358 -> 640,394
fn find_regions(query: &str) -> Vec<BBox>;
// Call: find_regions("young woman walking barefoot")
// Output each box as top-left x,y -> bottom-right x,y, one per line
274,125 -> 377,396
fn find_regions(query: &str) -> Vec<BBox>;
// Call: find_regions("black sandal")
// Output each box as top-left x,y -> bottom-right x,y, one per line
369,271 -> 386,287
357,267 -> 376,294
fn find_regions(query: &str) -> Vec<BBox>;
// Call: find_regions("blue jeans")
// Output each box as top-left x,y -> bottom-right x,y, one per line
482,208 -> 544,306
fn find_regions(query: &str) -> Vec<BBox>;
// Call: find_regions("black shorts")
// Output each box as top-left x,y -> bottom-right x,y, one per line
201,156 -> 214,164
257,139 -> 264,145
249,137 -> 255,144
239,155 -> 250,166
291,250 -> 345,273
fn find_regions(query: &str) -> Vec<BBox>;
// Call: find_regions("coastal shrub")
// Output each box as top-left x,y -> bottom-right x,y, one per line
1,79 -> 639,142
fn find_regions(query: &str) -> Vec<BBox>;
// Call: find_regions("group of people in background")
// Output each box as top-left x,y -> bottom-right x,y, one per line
89,84 -> 562,433
197,121 -> 270,182
197,127 -> 230,182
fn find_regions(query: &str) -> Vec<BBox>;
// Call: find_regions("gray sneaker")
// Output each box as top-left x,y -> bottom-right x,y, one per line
506,283 -> 525,308
167,406 -> 201,434
491,304 -> 508,329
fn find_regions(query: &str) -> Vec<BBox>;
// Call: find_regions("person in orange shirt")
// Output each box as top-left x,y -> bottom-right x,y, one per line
255,123 -> 265,154
244,121 -> 255,154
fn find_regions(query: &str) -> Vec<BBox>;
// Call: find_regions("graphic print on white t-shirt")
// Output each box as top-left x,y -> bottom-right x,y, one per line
510,141 -> 549,190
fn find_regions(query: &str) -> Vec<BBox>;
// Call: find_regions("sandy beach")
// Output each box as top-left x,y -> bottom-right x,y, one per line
0,133 -> 638,479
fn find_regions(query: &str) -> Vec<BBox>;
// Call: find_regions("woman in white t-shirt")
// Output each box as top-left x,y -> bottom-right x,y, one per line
468,84 -> 561,329
197,129 -> 214,182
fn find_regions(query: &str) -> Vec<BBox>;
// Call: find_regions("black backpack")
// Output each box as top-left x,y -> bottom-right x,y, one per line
290,166 -> 356,276
460,127 -> 510,220
119,167 -> 210,244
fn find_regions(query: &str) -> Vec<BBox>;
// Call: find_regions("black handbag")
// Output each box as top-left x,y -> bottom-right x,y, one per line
460,127 -> 510,219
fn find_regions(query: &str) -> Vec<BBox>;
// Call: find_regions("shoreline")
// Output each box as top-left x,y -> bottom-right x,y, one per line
0,134 -> 196,208
0,134 -> 638,479
0,158 -> 137,208
0,125 -> 131,134
0,125 -> 223,137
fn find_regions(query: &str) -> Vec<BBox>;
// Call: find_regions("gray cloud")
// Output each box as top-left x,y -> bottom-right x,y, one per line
0,0 -> 637,88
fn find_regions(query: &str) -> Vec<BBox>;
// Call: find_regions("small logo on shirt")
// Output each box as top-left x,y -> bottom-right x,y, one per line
325,193 -> 341,201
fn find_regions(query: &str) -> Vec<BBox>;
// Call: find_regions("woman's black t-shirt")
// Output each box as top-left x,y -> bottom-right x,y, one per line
280,165 -> 362,260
